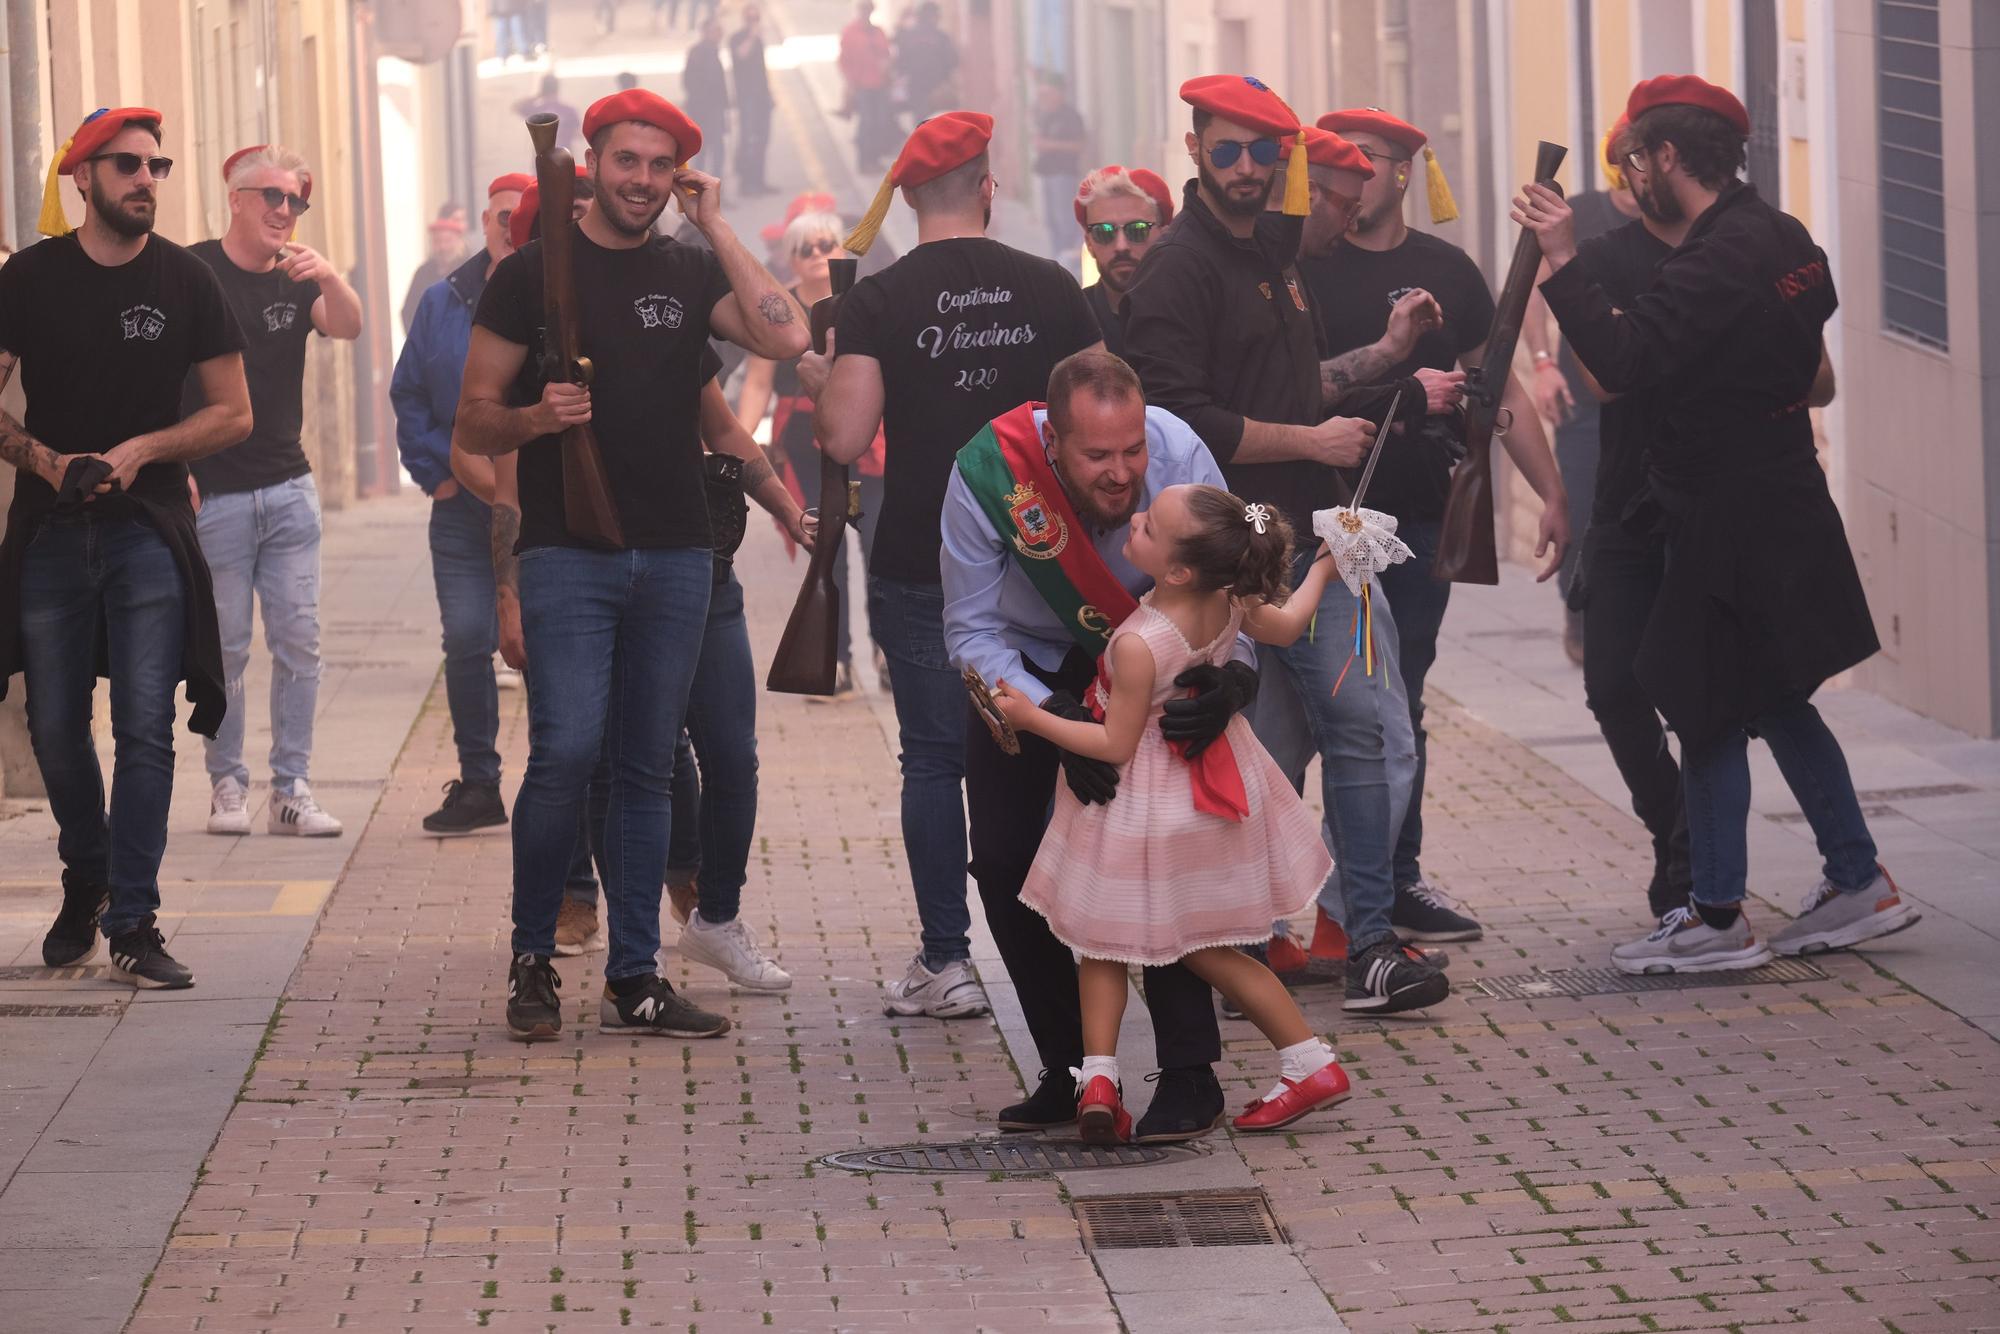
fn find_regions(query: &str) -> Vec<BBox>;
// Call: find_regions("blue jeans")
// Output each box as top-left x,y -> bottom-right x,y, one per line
429,489 -> 501,786
20,514 -> 188,938
1375,517 -> 1452,889
866,574 -> 970,966
1682,697 -> 1879,906
511,546 -> 711,980
195,475 -> 323,794
569,566 -> 760,923
1247,552 -> 1417,951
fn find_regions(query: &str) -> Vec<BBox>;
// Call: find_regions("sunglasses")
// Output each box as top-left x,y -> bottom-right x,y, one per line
1084,220 -> 1155,245
1622,148 -> 1652,176
1309,183 -> 1361,216
794,237 -> 840,258
87,152 -> 173,179
236,185 -> 311,215
1206,138 -> 1281,170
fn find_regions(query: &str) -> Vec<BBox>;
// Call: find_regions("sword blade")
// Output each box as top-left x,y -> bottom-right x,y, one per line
1348,389 -> 1403,514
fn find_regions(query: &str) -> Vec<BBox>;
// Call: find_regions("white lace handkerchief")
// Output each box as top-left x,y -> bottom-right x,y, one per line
1312,505 -> 1414,597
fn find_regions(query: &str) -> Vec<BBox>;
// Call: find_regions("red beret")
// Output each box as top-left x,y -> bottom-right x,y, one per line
1316,108 -> 1425,156
582,89 -> 703,163
891,111 -> 994,187
222,145 -> 266,183
785,191 -> 838,224
1281,127 -> 1375,179
60,107 -> 163,173
221,143 -> 314,202
488,172 -> 533,197
1626,74 -> 1751,137
506,168 -> 591,249
1073,165 -> 1176,227
1179,75 -> 1299,140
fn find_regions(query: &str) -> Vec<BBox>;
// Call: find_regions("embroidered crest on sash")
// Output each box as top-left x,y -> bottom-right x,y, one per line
1006,482 -> 1068,559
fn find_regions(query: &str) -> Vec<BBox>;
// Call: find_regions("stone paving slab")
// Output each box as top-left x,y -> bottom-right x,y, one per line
103,484 -> 2000,1333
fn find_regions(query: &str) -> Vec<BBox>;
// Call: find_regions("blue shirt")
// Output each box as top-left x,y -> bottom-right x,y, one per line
390,250 -> 489,496
941,404 -> 1254,704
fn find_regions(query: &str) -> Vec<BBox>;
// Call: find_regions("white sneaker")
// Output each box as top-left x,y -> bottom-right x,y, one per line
679,912 -> 792,992
268,782 -> 343,837
882,952 -> 989,1018
495,661 -> 523,691
206,777 -> 250,835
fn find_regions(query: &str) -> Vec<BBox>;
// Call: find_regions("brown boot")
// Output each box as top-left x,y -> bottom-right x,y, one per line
665,874 -> 698,927
554,899 -> 600,956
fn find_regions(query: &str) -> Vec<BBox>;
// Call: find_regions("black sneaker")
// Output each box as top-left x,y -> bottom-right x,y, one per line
1344,937 -> 1451,1014
1391,880 -> 1484,942
597,976 -> 731,1038
507,953 -> 563,1041
998,1070 -> 1077,1132
423,780 -> 507,835
1133,1066 -> 1225,1143
42,876 -> 109,967
107,925 -> 194,989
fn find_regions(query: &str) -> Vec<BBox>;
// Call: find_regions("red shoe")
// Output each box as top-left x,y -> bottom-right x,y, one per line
1076,1075 -> 1133,1145
1266,928 -> 1310,979
1232,1061 -> 1352,1132
1308,909 -> 1348,962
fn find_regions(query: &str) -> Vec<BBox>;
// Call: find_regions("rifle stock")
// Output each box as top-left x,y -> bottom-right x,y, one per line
767,257 -> 860,695
528,113 -> 624,549
1433,139 -> 1567,585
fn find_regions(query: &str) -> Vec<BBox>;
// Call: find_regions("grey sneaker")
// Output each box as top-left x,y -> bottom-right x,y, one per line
1771,867 -> 1920,956
1610,906 -> 1774,975
882,953 -> 989,1018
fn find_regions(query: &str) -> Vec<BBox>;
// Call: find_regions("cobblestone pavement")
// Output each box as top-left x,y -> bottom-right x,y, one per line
103,506 -> 1999,1334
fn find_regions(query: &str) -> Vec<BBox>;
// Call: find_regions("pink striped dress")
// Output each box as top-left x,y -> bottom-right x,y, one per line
1020,598 -> 1334,966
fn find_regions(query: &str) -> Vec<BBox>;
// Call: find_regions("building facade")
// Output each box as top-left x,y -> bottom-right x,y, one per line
960,0 -> 1999,738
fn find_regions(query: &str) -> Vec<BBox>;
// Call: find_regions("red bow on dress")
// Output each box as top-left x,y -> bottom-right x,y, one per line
1086,659 -> 1249,822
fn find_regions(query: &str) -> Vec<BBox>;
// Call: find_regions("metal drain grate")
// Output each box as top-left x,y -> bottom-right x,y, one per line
1075,1191 -> 1286,1250
0,966 -> 102,982
0,1002 -> 123,1018
1475,958 -> 1828,1000
821,1140 -> 1190,1175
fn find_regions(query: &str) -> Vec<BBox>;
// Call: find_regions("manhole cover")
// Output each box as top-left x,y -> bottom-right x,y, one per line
1475,958 -> 1828,1000
822,1140 -> 1191,1175
0,1002 -> 122,1017
1075,1190 -> 1285,1249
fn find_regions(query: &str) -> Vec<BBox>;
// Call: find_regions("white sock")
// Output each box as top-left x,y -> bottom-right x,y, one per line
1262,1039 -> 1336,1102
1072,1055 -> 1120,1093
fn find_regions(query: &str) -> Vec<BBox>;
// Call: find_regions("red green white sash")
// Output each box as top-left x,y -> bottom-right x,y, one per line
954,402 -> 1138,658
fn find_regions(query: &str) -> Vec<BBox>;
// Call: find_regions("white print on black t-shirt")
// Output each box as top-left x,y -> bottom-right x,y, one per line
935,285 -> 1013,314
261,301 -> 301,333
633,294 -> 685,331
1384,285 -> 1419,309
919,284 -> 1040,370
119,304 -> 166,341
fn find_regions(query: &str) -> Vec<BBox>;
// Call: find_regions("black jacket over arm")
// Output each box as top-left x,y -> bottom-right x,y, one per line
1540,182 -> 1876,748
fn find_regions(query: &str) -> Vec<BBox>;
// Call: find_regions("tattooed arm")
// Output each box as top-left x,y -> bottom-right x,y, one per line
701,215 -> 811,361
0,352 -> 66,488
489,451 -> 526,669
1317,287 -> 1443,409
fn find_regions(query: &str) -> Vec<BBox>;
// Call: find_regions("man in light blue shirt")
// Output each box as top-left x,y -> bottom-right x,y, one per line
941,350 -> 1255,1144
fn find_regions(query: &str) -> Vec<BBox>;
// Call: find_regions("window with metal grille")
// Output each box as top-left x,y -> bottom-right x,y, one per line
1877,0 -> 1947,349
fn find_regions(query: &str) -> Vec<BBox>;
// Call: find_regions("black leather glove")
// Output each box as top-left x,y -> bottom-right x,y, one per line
1160,660 -> 1260,760
1043,689 -> 1120,805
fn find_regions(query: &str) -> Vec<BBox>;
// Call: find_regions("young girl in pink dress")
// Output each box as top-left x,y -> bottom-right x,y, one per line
993,483 -> 1351,1141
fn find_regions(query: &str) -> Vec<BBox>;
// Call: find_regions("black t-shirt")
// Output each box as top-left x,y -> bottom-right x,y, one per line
834,236 -> 1098,583
1033,104 -> 1086,176
1302,230 -> 1496,521
1083,281 -> 1124,359
0,233 -> 244,524
474,225 -> 733,551
181,239 -> 322,496
1571,219 -> 1671,522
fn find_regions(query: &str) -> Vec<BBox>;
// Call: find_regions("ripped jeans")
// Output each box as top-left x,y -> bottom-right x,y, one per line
195,474 -> 325,795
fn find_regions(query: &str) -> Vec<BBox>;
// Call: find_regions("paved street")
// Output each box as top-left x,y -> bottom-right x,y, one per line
3,2 -> 1999,1331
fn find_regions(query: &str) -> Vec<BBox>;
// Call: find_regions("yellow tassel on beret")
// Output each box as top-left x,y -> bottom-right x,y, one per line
1422,146 -> 1458,224
37,134 -> 76,238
